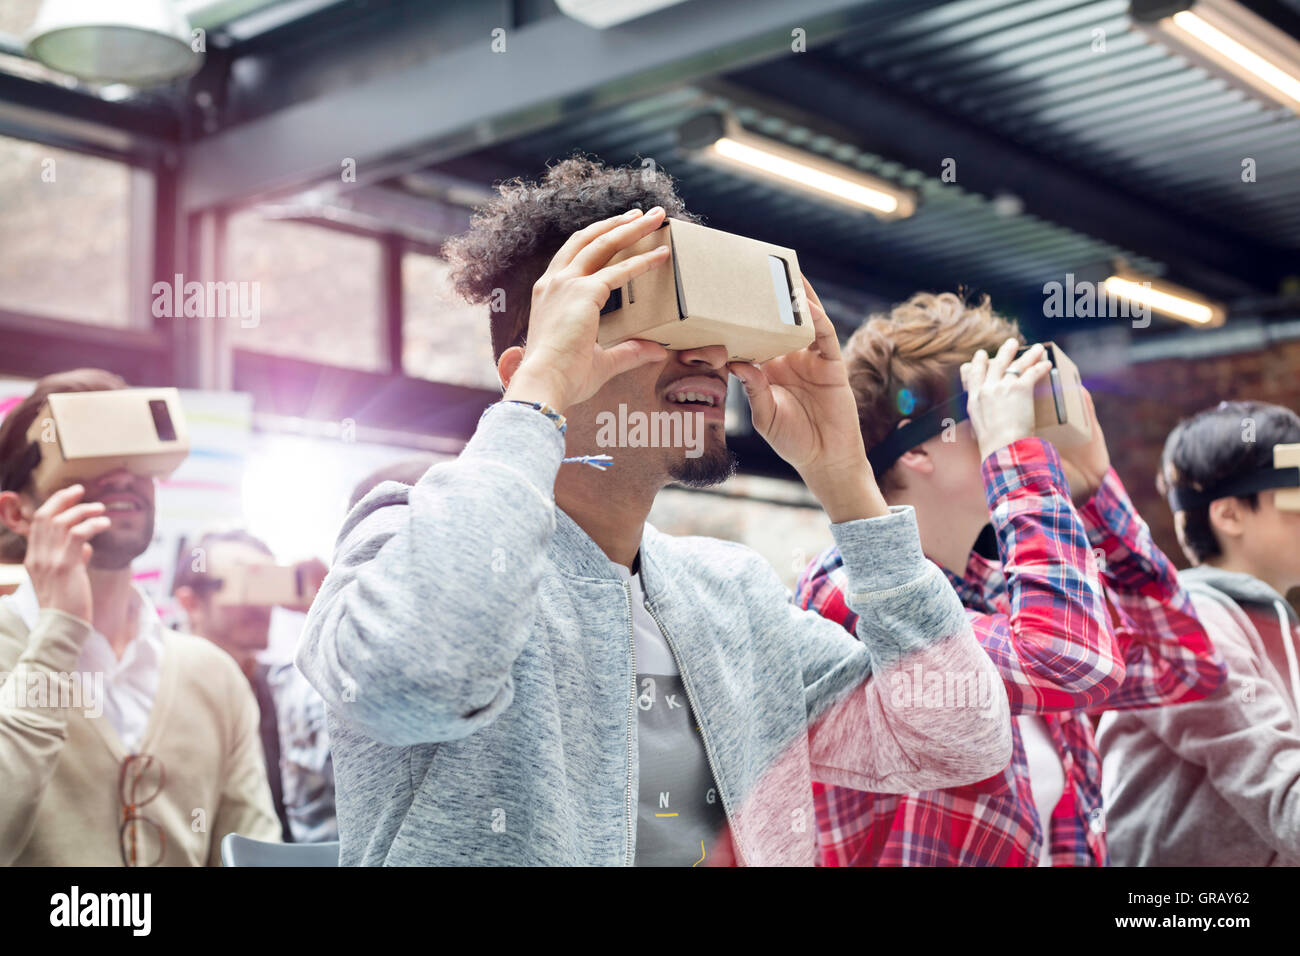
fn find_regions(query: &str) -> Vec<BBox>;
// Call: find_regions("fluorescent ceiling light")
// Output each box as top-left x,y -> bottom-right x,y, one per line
1133,0 -> 1300,113
689,117 -> 916,220
555,0 -> 692,29
25,0 -> 202,86
1103,271 -> 1227,326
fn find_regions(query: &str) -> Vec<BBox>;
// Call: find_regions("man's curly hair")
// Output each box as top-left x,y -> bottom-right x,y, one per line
443,155 -> 698,361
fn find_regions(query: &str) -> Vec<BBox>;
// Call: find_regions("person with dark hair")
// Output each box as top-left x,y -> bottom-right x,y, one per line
173,528 -> 329,843
0,370 -> 281,865
296,157 -> 1013,866
1098,400 -> 1300,865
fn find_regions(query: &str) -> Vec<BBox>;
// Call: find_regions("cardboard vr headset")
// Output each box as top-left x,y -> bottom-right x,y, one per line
596,218 -> 815,364
1017,342 -> 1091,448
209,561 -> 314,608
1273,443 -> 1300,512
5,388 -> 190,497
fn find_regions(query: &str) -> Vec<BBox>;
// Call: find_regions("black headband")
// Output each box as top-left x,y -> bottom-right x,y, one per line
867,391 -> 970,474
1167,464 -> 1300,513
0,441 -> 40,494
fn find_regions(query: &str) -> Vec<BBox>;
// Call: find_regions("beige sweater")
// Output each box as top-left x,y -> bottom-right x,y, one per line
0,603 -> 281,866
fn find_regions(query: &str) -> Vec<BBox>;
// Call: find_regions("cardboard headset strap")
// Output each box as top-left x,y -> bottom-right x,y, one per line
1167,443 -> 1300,513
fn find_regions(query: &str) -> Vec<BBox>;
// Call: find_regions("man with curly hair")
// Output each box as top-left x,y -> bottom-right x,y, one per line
296,158 -> 1012,866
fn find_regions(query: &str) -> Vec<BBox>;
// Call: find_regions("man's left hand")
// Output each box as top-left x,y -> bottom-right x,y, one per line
729,278 -> 888,522
1058,388 -> 1111,507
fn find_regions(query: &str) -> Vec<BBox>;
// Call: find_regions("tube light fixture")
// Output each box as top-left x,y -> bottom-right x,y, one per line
679,113 -> 917,220
555,0 -> 692,29
1103,269 -> 1227,326
1131,0 -> 1300,113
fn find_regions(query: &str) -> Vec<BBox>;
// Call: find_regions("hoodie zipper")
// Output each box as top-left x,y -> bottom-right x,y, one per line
622,581 -> 637,867
641,597 -> 748,866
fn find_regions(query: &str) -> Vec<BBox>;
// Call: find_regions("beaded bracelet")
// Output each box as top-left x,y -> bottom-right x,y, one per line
480,401 -> 614,470
498,399 -> 567,435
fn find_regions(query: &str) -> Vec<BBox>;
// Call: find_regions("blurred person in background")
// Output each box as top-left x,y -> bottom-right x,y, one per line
296,158 -> 1013,867
0,369 -> 280,865
173,529 -> 330,844
240,453 -> 444,846
1099,401 -> 1300,865
796,293 -> 1225,866
167,459 -> 438,845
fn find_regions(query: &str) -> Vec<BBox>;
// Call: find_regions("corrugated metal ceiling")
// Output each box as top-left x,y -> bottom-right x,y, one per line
446,0 -> 1298,332
826,0 -> 1300,247
477,83 -> 1165,327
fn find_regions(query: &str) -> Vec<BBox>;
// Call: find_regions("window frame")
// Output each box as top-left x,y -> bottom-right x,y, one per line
222,211 -> 498,442
0,125 -> 173,385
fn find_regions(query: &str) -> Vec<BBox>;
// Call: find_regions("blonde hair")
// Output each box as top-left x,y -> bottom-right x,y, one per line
843,292 -> 1021,488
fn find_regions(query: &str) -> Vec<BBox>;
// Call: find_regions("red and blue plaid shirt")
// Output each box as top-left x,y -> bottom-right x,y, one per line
796,438 -> 1226,866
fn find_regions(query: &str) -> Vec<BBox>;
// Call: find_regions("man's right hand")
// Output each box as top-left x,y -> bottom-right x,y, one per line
960,338 -> 1054,460
24,484 -> 110,625
503,206 -> 672,413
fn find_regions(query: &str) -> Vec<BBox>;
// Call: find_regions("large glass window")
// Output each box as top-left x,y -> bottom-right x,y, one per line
0,135 -> 131,326
226,211 -> 385,371
402,252 -> 499,390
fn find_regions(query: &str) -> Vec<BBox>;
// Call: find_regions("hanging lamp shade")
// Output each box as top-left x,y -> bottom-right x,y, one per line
25,0 -> 203,86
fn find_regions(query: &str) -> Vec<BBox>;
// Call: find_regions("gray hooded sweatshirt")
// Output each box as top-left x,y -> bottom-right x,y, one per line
1098,565 -> 1300,866
296,402 -> 1012,865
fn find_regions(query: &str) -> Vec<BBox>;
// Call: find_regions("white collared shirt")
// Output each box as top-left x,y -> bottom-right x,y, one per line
2,574 -> 163,753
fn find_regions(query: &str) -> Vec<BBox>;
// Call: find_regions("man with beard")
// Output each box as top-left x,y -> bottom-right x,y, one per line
0,369 -> 280,865
297,158 -> 1012,866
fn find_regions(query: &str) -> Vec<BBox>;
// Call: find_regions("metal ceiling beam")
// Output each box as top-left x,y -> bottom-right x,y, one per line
722,58 -> 1290,297
254,183 -> 473,250
0,72 -> 178,162
178,0 -> 882,212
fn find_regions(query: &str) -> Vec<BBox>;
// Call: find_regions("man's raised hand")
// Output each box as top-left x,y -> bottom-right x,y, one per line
24,484 -> 111,625
503,207 -> 672,413
960,339 -> 1053,460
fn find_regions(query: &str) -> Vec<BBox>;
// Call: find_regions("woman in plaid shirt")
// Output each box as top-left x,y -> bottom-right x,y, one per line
795,292 -> 1226,866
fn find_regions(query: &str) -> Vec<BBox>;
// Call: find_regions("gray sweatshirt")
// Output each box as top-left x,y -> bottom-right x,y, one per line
1098,565 -> 1300,866
296,402 -> 1011,865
